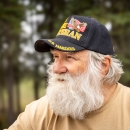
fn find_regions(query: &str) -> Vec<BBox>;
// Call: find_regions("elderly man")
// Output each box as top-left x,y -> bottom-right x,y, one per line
5,15 -> 130,130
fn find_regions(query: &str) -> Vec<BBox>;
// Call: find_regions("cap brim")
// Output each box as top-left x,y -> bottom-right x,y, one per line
34,38 -> 85,52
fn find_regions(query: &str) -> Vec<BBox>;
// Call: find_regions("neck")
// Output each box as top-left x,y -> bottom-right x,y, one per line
103,83 -> 117,105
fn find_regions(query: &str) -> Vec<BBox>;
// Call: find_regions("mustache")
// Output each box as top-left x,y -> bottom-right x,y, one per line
53,73 -> 72,80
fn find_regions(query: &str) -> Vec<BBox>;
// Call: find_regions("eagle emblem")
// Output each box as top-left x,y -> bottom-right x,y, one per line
67,18 -> 87,32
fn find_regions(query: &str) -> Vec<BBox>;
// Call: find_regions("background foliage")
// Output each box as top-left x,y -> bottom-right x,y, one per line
0,0 -> 130,129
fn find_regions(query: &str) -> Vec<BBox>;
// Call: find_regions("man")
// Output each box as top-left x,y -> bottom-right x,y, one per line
5,15 -> 130,130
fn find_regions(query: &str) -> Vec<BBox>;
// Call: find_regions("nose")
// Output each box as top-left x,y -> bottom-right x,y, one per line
53,61 -> 67,74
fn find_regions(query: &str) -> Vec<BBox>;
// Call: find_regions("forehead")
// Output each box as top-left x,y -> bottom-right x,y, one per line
50,49 -> 88,56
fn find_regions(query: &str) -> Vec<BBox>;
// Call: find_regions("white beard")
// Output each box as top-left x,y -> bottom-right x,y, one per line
46,63 -> 104,120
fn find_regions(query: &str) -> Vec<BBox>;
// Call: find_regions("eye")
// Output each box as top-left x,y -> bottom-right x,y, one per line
66,55 -> 76,60
53,55 -> 59,59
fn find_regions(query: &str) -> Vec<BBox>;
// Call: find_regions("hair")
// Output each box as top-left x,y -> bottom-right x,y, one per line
88,51 -> 124,85
46,61 -> 104,119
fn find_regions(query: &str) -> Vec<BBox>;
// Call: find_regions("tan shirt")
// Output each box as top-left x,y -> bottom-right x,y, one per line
4,83 -> 130,130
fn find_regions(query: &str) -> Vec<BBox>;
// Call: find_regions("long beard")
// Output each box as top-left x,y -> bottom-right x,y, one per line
46,63 -> 104,120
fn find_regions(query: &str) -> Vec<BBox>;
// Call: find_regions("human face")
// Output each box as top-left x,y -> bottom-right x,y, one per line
51,49 -> 89,76
46,57 -> 104,119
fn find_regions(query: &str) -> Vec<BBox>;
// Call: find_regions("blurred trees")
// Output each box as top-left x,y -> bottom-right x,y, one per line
0,0 -> 24,126
0,0 -> 130,129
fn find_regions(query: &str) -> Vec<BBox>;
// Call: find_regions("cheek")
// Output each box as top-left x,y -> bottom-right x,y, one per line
78,64 -> 87,73
67,63 -> 87,75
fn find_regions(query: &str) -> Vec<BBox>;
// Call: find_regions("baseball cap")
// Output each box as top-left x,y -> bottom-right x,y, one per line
34,15 -> 114,55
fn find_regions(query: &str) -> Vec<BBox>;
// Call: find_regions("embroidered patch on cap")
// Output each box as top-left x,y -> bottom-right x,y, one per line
56,17 -> 87,41
68,18 -> 87,32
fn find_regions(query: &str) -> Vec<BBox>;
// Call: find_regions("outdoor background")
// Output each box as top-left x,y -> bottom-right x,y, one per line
0,0 -> 130,129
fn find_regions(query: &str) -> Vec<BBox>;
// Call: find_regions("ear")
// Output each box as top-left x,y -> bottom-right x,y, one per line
101,55 -> 111,77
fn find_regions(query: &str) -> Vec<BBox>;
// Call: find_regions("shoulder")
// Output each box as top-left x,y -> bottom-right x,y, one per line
26,95 -> 49,109
26,95 -> 54,122
118,83 -> 130,94
118,83 -> 130,104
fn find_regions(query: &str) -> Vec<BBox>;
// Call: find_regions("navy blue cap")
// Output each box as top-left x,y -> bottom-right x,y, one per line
34,15 -> 114,55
